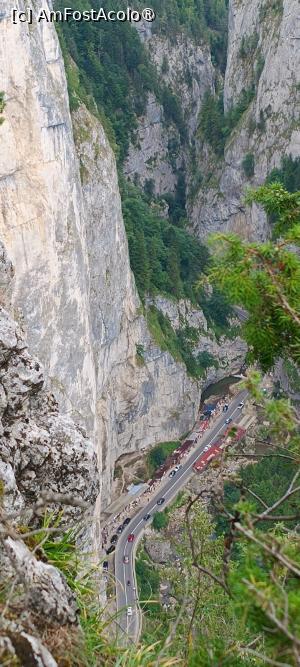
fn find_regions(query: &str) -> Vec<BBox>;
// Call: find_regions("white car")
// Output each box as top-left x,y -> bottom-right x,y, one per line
127,606 -> 133,616
238,402 -> 245,409
204,446 -> 210,451
174,465 -> 182,472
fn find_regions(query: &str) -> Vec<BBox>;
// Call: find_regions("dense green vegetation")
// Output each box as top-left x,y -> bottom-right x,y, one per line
242,152 -> 255,178
267,155 -> 300,193
136,548 -> 161,617
216,456 -> 300,536
152,510 -> 169,531
121,179 -> 209,300
55,0 -> 161,161
199,86 -> 255,156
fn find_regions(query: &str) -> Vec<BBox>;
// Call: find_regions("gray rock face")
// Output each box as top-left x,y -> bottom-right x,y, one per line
0,3 -> 200,509
5,537 -> 78,625
147,295 -> 247,386
0,241 -> 95,666
124,33 -> 215,196
0,241 -> 99,520
190,0 -> 300,240
0,0 -> 249,516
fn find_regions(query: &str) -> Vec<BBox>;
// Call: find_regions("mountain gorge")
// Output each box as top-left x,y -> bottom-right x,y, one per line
0,0 -> 299,664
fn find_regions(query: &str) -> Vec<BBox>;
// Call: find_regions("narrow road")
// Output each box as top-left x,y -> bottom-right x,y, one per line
115,389 -> 248,643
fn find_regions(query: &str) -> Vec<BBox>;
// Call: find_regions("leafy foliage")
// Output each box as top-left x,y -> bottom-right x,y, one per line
267,155 -> 300,194
207,183 -> 300,369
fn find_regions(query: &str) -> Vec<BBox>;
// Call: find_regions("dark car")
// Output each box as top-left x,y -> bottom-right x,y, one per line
223,404 -> 229,412
117,525 -> 124,535
110,534 -> 118,544
106,545 -> 115,555
123,517 -> 131,527
225,418 -> 232,425
157,497 -> 165,506
143,514 -> 151,521
103,561 -> 109,571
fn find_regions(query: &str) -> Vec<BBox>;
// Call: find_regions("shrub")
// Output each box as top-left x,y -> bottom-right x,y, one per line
152,511 -> 169,531
242,153 -> 255,178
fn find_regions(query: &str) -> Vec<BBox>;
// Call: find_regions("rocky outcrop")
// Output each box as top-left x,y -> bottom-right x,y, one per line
0,241 -> 99,519
0,241 -> 96,666
124,33 -> 215,197
147,295 -> 247,386
190,0 -> 300,240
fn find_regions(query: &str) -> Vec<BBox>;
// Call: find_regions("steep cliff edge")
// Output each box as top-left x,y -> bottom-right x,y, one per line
0,2 -> 248,513
0,240 -> 97,666
190,0 -> 300,240
0,3 -> 237,511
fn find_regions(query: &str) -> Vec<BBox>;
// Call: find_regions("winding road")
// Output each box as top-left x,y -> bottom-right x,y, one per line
114,388 -> 248,643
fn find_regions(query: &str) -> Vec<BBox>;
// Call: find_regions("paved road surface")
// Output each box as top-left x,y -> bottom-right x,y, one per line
114,388 -> 248,643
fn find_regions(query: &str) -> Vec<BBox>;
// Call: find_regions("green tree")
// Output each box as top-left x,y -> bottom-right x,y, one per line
207,183 -> 300,369
242,152 -> 255,178
152,511 -> 169,531
202,182 -> 300,665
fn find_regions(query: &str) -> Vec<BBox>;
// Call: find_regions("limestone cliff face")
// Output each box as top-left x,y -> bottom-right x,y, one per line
190,0 -> 300,240
124,29 -> 215,196
72,105 -> 203,504
0,2 -> 204,508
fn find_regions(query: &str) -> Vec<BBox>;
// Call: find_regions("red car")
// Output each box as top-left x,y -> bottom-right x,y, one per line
128,533 -> 135,543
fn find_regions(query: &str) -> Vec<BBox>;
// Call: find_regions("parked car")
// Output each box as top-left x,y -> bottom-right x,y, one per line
203,446 -> 210,452
157,497 -> 165,506
223,404 -> 229,412
123,517 -> 131,527
128,533 -> 135,542
123,555 -> 129,564
238,402 -> 245,409
106,545 -> 115,555
117,525 -> 124,534
174,465 -> 181,472
225,418 -> 233,425
169,470 -> 176,478
110,534 -> 118,544
127,606 -> 133,616
103,561 -> 109,571
143,514 -> 151,521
